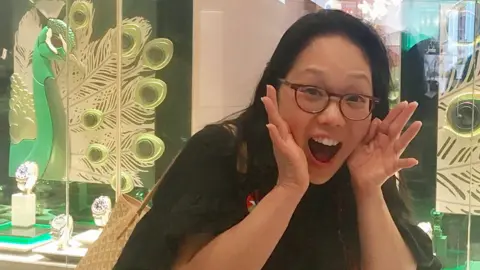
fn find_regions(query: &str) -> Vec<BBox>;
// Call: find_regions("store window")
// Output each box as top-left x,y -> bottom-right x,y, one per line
0,0 -> 190,268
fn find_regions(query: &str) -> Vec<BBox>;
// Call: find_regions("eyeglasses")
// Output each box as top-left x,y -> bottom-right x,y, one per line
279,79 -> 379,121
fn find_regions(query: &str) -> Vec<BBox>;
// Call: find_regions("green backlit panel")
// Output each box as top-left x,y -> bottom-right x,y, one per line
0,222 -> 51,245
444,261 -> 480,270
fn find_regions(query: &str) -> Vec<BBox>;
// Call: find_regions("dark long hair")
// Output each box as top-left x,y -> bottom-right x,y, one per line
226,9 -> 412,264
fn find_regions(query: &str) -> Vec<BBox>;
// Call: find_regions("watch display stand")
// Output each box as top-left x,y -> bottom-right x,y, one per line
33,239 -> 87,262
11,193 -> 36,228
73,229 -> 102,246
0,193 -> 51,252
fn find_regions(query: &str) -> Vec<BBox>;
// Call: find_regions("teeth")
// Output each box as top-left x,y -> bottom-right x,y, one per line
313,137 -> 339,146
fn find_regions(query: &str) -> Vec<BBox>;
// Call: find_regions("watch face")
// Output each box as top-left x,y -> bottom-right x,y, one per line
15,161 -> 37,181
51,214 -> 67,230
91,196 -> 111,215
15,163 -> 29,180
50,214 -> 73,242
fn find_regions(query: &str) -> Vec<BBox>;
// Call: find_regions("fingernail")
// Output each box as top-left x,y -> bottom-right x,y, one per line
261,97 -> 265,102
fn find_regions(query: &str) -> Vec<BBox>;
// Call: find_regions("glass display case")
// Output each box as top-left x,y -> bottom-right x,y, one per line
350,0 -> 480,269
295,0 -> 480,269
0,0 -> 192,268
433,1 -> 480,268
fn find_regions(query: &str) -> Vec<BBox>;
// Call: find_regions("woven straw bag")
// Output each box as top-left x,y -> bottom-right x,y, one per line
75,180 -> 161,270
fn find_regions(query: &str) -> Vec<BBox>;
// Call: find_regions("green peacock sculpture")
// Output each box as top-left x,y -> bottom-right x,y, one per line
9,0 -> 172,193
10,18 -> 75,181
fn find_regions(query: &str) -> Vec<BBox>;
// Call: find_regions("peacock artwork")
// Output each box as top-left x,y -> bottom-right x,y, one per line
436,51 -> 480,217
9,0 -> 172,194
436,8 -> 480,216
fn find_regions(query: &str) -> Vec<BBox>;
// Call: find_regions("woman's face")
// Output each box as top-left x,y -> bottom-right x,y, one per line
277,35 -> 373,184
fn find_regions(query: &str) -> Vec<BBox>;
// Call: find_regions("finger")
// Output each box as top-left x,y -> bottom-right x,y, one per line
375,132 -> 391,150
387,102 -> 418,139
266,123 -> 287,151
396,158 -> 418,170
262,96 -> 289,139
378,101 -> 407,134
363,118 -> 381,143
262,85 -> 289,137
266,84 -> 279,108
394,121 -> 422,155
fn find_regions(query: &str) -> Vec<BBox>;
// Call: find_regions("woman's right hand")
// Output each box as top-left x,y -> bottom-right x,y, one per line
261,85 -> 310,194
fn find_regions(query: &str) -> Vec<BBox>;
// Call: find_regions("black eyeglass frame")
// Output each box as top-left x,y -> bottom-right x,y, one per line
278,79 -> 380,121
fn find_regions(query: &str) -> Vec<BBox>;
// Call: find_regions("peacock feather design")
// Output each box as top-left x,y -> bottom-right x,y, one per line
10,0 -> 172,193
436,34 -> 480,215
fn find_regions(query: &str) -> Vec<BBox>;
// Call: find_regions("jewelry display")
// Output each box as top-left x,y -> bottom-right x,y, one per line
50,214 -> 73,249
11,161 -> 38,228
15,161 -> 38,194
91,196 -> 112,227
6,0 -> 178,264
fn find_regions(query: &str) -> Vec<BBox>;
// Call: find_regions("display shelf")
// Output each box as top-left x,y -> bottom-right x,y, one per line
32,240 -> 87,262
0,252 -> 75,270
72,229 -> 101,247
0,222 -> 51,252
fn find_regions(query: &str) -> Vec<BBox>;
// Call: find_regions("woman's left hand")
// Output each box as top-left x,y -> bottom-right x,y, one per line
347,101 -> 422,194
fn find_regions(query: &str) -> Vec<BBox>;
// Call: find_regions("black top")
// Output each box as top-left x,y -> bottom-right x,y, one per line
115,125 -> 441,270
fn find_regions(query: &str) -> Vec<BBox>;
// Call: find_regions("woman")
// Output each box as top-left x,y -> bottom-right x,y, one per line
115,10 -> 441,270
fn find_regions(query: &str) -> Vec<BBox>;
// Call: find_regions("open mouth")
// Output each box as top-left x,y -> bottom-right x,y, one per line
308,137 -> 342,163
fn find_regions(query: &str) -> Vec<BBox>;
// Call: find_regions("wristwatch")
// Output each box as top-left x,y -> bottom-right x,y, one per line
50,214 -> 73,248
91,196 -> 112,227
15,161 -> 38,194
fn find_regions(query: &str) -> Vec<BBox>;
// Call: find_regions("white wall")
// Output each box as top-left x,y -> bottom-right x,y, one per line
191,0 -> 317,133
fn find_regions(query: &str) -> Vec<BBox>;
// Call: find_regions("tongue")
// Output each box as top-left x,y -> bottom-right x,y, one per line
309,140 -> 340,163
313,150 -> 332,163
